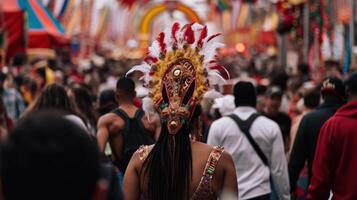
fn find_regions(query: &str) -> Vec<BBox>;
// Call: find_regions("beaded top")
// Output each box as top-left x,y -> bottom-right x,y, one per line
136,145 -> 224,199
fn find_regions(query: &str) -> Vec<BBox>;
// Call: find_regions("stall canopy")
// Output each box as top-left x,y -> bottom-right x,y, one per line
1,0 -> 26,61
2,0 -> 68,60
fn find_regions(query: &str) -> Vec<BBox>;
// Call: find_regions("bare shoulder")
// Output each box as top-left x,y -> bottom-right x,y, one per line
129,145 -> 154,170
218,151 -> 235,168
97,113 -> 124,132
98,113 -> 117,124
133,145 -> 154,161
191,141 -> 216,152
214,149 -> 236,182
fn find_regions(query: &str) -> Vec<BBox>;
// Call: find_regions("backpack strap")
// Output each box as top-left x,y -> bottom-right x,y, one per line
229,113 -> 269,166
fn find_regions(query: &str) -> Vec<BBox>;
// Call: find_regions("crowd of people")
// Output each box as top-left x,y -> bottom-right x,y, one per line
0,22 -> 357,200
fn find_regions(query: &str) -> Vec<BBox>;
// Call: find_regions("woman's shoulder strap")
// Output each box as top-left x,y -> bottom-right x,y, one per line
203,146 -> 225,176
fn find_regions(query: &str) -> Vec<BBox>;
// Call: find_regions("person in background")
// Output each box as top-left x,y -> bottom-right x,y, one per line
20,77 -> 39,106
289,89 -> 320,154
256,85 -> 267,113
97,77 -> 159,175
0,112 -> 104,200
287,89 -> 320,199
289,77 -> 345,197
69,85 -> 98,135
97,89 -> 118,116
307,72 -> 357,200
0,97 -> 12,141
286,77 -> 303,119
26,84 -> 88,132
30,58 -> 55,89
264,86 -> 291,152
0,72 -> 25,121
297,63 -> 311,82
208,81 -> 290,200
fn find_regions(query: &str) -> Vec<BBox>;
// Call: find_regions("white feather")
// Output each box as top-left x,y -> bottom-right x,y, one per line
208,70 -> 226,85
126,63 -> 151,76
141,74 -> 152,85
148,40 -> 161,58
191,23 -> 204,48
203,89 -> 223,99
142,97 -> 157,122
176,28 -> 185,49
163,27 -> 173,52
201,42 -> 225,64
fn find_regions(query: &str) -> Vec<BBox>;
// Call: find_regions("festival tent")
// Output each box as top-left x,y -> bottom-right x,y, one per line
1,1 -> 26,61
2,0 -> 68,60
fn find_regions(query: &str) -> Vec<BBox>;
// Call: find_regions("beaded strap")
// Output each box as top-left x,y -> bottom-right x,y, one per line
136,145 -> 152,161
191,146 -> 225,200
203,146 -> 224,177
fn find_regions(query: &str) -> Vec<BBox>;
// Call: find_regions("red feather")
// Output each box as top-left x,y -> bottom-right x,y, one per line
144,56 -> 158,63
207,33 -> 222,42
118,0 -> 136,7
171,22 -> 180,42
156,32 -> 166,53
197,26 -> 207,47
183,23 -> 195,44
209,65 -> 230,79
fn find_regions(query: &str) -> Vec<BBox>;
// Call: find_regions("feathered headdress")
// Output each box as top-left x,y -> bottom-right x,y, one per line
127,22 -> 229,134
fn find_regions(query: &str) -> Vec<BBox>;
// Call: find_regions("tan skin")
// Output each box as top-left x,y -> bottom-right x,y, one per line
96,90 -> 161,161
123,141 -> 238,200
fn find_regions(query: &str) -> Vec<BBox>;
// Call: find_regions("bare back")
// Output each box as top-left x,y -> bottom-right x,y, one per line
123,142 -> 238,200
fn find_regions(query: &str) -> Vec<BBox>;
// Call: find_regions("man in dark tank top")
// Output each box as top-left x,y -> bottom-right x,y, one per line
97,77 -> 160,173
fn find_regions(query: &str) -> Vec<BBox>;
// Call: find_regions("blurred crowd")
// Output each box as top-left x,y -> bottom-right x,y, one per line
0,51 -> 356,200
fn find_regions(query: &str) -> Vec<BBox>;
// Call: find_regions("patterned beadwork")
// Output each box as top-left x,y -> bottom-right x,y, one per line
191,146 -> 224,200
136,145 -> 224,200
137,145 -> 152,161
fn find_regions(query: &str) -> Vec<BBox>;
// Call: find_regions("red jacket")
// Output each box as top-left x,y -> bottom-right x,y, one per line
307,100 -> 357,200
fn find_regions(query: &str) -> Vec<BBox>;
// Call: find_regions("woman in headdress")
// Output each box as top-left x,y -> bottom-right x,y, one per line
123,22 -> 238,200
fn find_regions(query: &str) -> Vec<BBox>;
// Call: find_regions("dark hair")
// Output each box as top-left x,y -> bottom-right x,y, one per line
36,67 -> 47,80
345,72 -> 357,95
0,97 -> 9,130
99,89 -> 117,107
0,72 -> 7,83
116,77 -> 135,98
297,63 -> 310,75
0,112 -> 100,200
303,90 -> 320,109
234,81 -> 257,107
71,86 -> 98,128
98,89 -> 118,115
141,107 -> 201,200
32,84 -> 75,114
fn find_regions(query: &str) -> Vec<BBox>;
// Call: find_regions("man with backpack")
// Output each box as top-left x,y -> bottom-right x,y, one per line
208,81 -> 290,200
97,77 -> 160,175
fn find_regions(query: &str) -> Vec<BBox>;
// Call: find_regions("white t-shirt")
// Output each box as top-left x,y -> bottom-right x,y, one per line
208,106 -> 290,200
